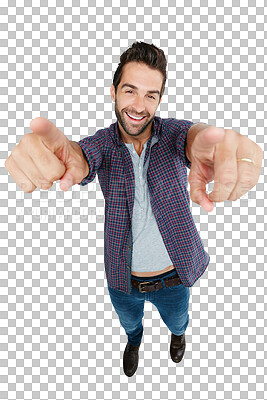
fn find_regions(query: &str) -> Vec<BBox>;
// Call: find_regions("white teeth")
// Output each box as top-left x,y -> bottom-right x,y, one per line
127,113 -> 144,120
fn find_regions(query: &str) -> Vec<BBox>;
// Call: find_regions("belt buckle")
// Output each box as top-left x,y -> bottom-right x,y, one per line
139,281 -> 151,293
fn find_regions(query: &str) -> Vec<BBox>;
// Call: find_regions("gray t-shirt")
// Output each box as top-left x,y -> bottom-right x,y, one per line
124,140 -> 173,273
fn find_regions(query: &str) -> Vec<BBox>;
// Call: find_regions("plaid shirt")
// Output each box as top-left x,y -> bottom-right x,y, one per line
77,116 -> 210,294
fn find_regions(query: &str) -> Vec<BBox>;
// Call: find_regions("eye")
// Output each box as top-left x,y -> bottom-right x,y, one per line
125,90 -> 155,100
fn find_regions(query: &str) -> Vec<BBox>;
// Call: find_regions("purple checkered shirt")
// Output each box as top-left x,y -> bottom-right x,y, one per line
77,116 -> 210,294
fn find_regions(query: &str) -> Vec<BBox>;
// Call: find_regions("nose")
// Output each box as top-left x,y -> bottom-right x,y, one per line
132,95 -> 146,114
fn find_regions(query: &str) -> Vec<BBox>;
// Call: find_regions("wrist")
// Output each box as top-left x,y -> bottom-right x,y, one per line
70,141 -> 89,179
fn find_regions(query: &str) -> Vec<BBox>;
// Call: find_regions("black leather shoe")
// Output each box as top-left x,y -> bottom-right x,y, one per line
123,342 -> 141,377
170,333 -> 186,363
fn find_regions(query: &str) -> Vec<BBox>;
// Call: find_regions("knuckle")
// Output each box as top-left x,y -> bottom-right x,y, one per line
45,163 -> 65,183
20,132 -> 33,146
190,192 -> 199,203
189,188 -> 204,204
37,153 -> 48,164
39,182 -> 53,190
46,171 -> 61,182
24,187 -> 36,193
218,170 -> 236,187
11,143 -> 24,162
11,145 -> 19,159
4,156 -> 10,170
36,178 -> 53,190
239,172 -> 254,188
20,183 -> 36,193
219,181 -> 235,191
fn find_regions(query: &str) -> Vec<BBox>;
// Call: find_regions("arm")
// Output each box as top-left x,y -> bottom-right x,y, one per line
70,141 -> 89,178
75,129 -> 106,186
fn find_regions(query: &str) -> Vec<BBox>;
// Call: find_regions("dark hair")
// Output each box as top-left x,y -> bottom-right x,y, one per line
112,41 -> 167,101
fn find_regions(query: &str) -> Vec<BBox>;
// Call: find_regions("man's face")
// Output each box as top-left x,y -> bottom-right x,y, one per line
110,62 -> 163,138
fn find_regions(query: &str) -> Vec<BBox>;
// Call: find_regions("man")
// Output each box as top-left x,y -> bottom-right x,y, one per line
5,41 -> 262,377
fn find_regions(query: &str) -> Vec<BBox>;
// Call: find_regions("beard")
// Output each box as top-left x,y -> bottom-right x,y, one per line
114,100 -> 154,137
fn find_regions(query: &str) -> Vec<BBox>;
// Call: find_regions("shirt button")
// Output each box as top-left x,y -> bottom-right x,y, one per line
128,245 -> 131,249
127,265 -> 130,269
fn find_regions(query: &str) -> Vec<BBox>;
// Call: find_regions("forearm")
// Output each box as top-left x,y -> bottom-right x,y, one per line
185,122 -> 210,162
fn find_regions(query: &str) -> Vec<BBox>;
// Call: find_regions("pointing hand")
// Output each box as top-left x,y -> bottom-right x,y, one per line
187,126 -> 263,212
5,117 -> 89,193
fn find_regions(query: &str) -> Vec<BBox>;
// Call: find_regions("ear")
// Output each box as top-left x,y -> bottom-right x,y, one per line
110,84 -> 115,102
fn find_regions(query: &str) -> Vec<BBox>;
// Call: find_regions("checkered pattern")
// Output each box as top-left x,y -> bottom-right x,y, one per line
1,1 -> 265,399
77,116 -> 210,292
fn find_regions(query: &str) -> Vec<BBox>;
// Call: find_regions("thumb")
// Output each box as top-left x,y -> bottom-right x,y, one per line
59,165 -> 85,191
188,127 -> 225,213
59,169 -> 74,191
30,117 -> 67,153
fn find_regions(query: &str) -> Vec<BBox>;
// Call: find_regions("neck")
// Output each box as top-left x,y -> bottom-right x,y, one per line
119,127 -> 151,157
118,122 -> 152,146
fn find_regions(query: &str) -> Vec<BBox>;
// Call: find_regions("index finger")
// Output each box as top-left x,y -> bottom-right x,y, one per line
30,117 -> 66,153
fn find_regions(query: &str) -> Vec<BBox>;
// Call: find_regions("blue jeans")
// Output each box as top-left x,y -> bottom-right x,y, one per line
107,268 -> 190,346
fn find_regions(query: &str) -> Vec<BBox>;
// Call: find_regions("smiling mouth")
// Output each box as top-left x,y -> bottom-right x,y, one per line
126,112 -> 146,123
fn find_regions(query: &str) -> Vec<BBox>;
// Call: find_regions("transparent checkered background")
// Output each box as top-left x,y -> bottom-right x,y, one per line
0,0 -> 266,399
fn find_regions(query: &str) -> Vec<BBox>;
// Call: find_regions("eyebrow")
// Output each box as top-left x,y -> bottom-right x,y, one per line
121,83 -> 160,97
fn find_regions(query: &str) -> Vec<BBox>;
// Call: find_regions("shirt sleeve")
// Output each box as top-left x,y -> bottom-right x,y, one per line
75,129 -> 106,186
168,118 -> 195,169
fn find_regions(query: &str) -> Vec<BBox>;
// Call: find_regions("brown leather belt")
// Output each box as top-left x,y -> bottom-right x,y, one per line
131,274 -> 182,293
